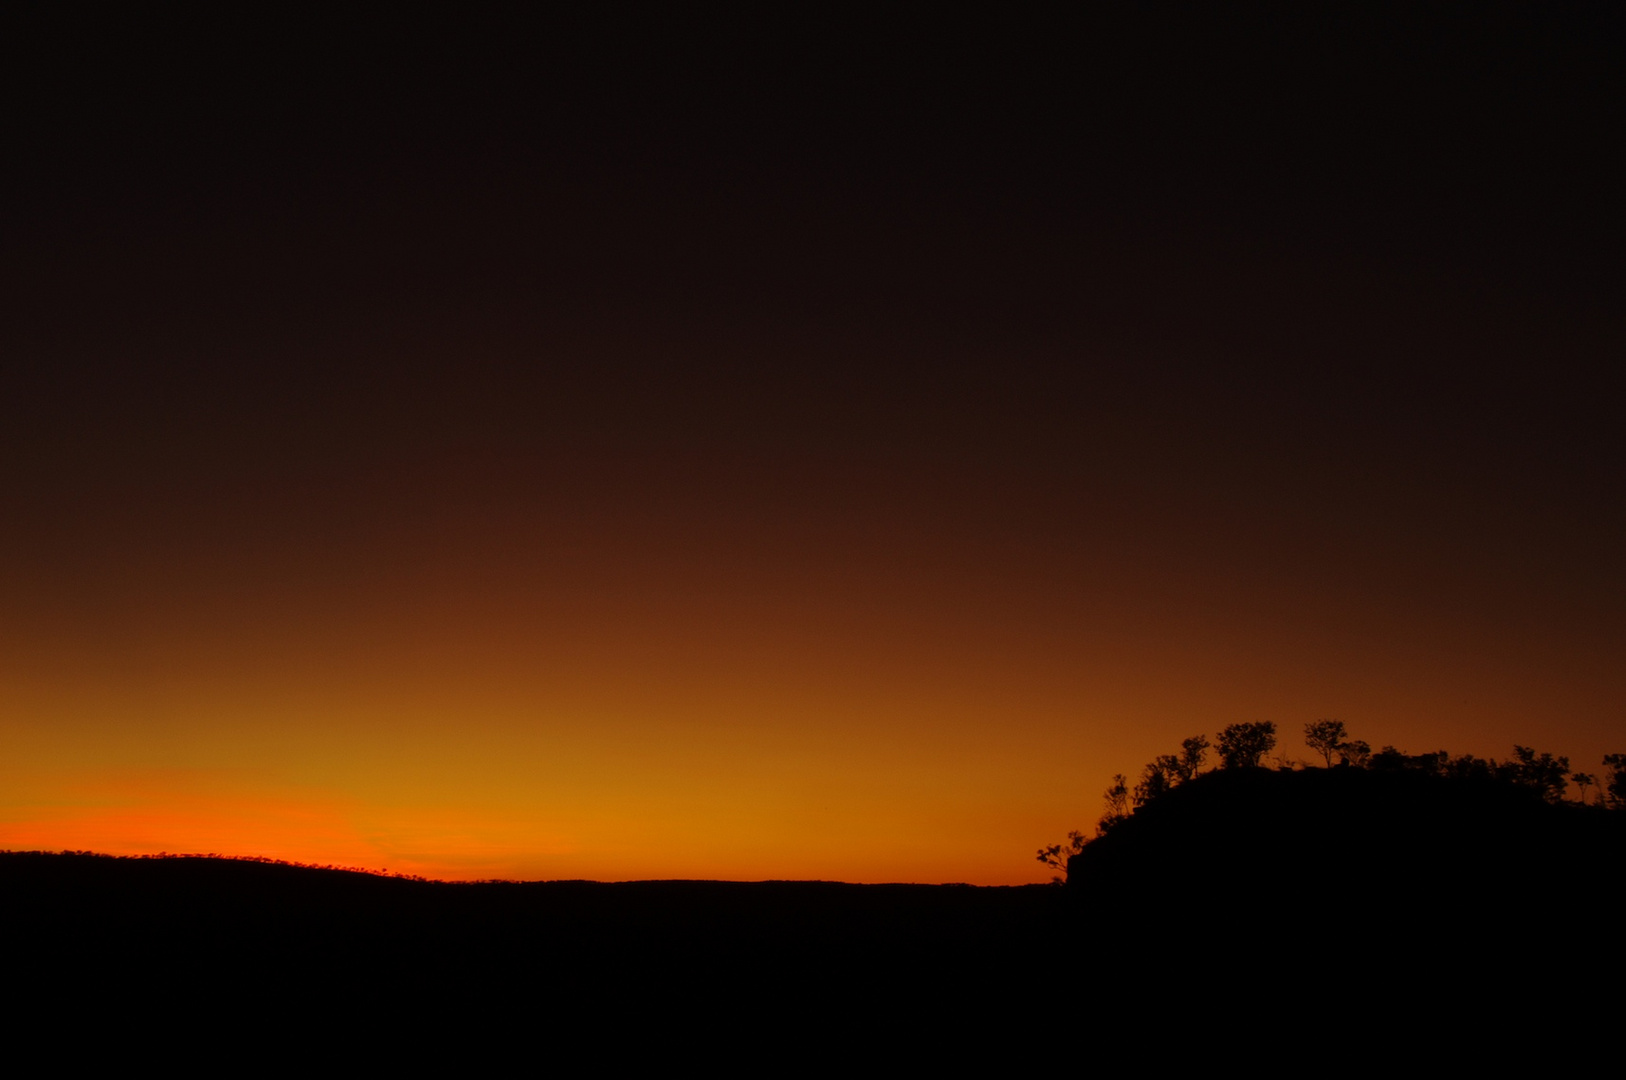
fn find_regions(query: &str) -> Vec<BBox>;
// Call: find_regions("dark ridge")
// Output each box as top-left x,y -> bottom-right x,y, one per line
1065,766 -> 1626,1018
1069,765 -> 1626,907
3,851 -> 1066,1040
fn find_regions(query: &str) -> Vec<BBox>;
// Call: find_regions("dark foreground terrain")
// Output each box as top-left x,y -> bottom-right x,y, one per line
9,768 -> 1621,1050
6,852 -> 1067,1046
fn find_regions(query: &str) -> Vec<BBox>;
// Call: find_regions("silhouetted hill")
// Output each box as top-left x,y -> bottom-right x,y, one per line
1074,765 -> 1624,905
1064,766 -> 1625,1028
2,852 -> 1067,1044
3,852 -> 1061,953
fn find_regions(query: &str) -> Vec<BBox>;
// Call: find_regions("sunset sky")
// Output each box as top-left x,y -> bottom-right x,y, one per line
3,8 -> 1622,882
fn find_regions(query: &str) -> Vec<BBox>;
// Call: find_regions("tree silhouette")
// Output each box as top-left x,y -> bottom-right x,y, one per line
1036,830 -> 1089,884
1601,754 -> 1626,809
1304,719 -> 1348,768
1099,774 -> 1131,834
1572,772 -> 1596,805
1501,745 -> 1570,803
1444,752 -> 1493,781
1338,739 -> 1372,768
1217,722 -> 1277,769
1178,735 -> 1210,780
1134,757 -> 1180,807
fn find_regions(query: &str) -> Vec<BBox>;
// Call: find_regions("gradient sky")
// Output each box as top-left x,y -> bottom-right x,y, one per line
3,8 -> 1623,882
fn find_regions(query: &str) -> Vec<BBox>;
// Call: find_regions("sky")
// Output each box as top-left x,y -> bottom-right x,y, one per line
2,7 -> 1623,882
